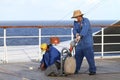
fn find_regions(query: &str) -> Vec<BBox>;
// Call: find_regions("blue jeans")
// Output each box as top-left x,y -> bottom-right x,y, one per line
75,46 -> 96,73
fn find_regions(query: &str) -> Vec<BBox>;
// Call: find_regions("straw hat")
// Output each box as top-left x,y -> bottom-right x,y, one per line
72,10 -> 83,18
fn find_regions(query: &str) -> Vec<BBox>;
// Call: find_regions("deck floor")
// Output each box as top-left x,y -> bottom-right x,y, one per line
0,59 -> 120,80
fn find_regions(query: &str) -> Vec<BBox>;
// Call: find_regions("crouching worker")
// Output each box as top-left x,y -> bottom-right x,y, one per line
39,43 -> 61,76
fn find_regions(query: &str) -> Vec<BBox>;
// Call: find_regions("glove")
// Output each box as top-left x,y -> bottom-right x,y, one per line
75,35 -> 81,43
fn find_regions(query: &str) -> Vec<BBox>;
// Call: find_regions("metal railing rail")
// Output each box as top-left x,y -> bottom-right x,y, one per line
93,27 -> 120,58
0,26 -> 73,63
0,25 -> 120,63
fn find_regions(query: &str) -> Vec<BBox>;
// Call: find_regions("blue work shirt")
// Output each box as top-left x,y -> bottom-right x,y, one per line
73,17 -> 94,49
40,45 -> 60,68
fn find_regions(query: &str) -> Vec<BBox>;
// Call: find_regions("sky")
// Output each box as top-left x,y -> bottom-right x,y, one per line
0,0 -> 120,21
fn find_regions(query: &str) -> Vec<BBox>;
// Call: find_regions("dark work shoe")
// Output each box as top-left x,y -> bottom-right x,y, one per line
48,72 -> 58,77
89,72 -> 96,75
38,66 -> 41,69
74,71 -> 79,74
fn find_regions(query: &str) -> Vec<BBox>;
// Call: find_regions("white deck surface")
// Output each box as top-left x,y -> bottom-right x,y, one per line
0,40 -> 120,63
0,41 -> 71,63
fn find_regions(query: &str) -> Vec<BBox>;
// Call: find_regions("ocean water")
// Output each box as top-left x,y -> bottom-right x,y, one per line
0,20 -> 116,46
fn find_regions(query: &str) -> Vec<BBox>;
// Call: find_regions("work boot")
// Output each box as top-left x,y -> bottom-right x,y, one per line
89,72 -> 96,75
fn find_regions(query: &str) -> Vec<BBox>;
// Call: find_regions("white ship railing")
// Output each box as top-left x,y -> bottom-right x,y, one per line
93,28 -> 120,58
0,25 -> 120,63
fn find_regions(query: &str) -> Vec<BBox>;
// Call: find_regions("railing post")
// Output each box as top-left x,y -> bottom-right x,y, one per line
38,28 -> 42,61
101,28 -> 104,58
4,28 -> 8,63
71,28 -> 73,41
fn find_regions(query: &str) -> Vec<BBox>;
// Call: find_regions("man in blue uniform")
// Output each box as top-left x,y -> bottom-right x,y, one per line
39,43 -> 60,76
72,10 -> 96,75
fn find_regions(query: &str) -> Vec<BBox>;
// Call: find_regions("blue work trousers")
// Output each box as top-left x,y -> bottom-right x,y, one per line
75,46 -> 96,73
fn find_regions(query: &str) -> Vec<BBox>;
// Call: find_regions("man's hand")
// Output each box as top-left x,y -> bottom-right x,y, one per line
76,33 -> 79,38
75,33 -> 81,42
39,63 -> 46,71
75,36 -> 81,42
